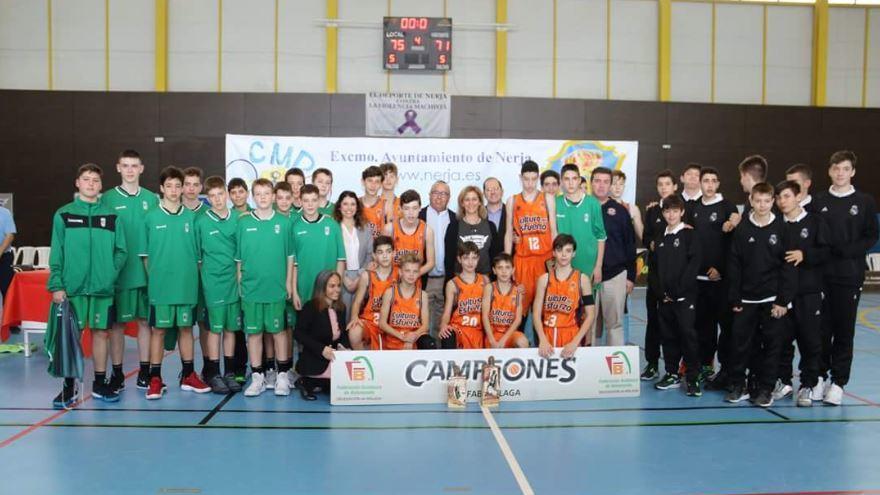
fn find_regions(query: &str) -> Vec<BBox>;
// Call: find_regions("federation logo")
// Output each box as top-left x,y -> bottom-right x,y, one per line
800,228 -> 809,239
605,351 -> 632,375
345,356 -> 374,381
850,205 -> 859,216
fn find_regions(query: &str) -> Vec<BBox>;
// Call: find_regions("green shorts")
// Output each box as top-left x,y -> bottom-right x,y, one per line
286,301 -> 297,328
149,304 -> 196,329
68,295 -> 115,330
242,300 -> 286,334
205,301 -> 242,333
114,287 -> 148,322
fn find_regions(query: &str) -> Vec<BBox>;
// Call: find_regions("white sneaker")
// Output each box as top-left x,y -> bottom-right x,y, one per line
823,383 -> 843,406
796,387 -> 813,407
274,371 -> 291,396
771,380 -> 793,401
265,369 -> 277,390
244,372 -> 266,397
810,376 -> 826,401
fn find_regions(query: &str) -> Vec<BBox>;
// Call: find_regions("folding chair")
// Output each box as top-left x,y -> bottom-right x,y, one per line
35,246 -> 51,269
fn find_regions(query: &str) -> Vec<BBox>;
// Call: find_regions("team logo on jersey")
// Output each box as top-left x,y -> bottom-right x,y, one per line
100,218 -> 106,228
274,224 -> 280,234
800,228 -> 809,239
656,217 -> 661,223
583,213 -> 590,223
325,226 -> 330,236
748,237 -> 755,243
850,205 -> 859,216
769,234 -> 778,245
142,200 -> 149,210
184,222 -> 190,233
710,212 -> 718,222
821,206 -> 829,212
607,207 -> 616,216
659,242 -> 665,248
673,238 -> 680,248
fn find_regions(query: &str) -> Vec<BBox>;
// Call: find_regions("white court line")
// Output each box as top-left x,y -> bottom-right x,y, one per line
481,405 -> 535,495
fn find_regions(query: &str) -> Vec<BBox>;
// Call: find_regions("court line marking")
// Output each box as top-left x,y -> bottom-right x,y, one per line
481,405 -> 535,495
700,490 -> 880,495
198,392 -> 235,425
844,390 -> 880,407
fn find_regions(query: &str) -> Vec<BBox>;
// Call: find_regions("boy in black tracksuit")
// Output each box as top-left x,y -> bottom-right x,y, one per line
641,170 -> 679,381
689,167 -> 739,387
651,196 -> 702,395
812,151 -> 879,405
776,180 -> 830,406
726,183 -> 797,407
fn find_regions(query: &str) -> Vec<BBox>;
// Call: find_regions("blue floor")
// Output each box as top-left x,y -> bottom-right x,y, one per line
1,290 -> 879,495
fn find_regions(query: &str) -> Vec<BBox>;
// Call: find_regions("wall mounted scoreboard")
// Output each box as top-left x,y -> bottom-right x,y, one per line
383,17 -> 452,71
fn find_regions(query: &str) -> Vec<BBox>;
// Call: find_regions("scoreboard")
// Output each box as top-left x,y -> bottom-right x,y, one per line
383,17 -> 452,71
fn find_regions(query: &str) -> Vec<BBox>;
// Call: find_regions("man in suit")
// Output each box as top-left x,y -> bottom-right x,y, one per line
484,177 -> 506,247
419,181 -> 457,339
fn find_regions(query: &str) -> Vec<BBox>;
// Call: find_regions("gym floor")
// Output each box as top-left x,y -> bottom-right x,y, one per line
1,290 -> 879,495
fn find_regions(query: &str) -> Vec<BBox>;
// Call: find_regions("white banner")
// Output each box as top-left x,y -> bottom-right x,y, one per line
365,92 -> 450,138
225,135 -> 639,206
330,346 -> 640,405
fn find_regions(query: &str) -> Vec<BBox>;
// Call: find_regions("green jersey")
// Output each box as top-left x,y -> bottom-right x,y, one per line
188,201 -> 209,217
236,210 -> 294,303
556,194 -> 607,275
318,201 -> 335,217
100,186 -> 159,290
143,205 -> 199,306
195,209 -> 239,307
292,214 -> 345,301
47,198 -> 127,296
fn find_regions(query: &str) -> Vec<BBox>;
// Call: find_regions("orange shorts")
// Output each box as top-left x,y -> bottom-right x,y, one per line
359,319 -> 382,350
382,329 -> 418,350
543,326 -> 580,347
487,328 -> 526,348
452,325 -> 485,349
514,254 -> 551,314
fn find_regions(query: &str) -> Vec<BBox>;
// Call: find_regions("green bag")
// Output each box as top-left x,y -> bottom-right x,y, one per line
45,300 -> 84,379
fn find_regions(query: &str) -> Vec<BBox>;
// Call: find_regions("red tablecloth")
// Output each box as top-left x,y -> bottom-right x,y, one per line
1,270 -> 137,356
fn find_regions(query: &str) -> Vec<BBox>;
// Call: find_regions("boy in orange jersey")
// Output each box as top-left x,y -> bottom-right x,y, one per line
438,242 -> 489,349
380,162 -> 402,223
378,253 -> 437,350
505,160 -> 557,342
533,234 -> 596,359
382,189 -> 435,277
483,253 -> 529,348
360,166 -> 387,238
347,235 -> 397,350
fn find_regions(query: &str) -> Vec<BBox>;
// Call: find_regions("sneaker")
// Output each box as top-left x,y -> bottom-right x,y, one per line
145,377 -> 167,400
640,364 -> 659,381
754,388 -> 774,408
796,387 -> 813,407
244,372 -> 266,397
274,371 -> 291,396
811,376 -> 827,401
108,373 -> 125,394
686,379 -> 702,397
698,365 -> 714,383
295,377 -> 316,401
265,368 -> 277,390
91,382 -> 121,403
823,383 -> 844,406
52,383 -> 79,410
654,374 -> 681,390
747,378 -> 759,404
136,369 -> 149,390
725,384 -> 750,403
771,380 -> 793,401
234,373 -> 247,384
705,370 -> 729,391
209,374 -> 230,395
180,372 -> 211,394
223,373 -> 242,393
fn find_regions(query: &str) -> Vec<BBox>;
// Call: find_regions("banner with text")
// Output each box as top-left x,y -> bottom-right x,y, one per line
366,92 -> 451,137
225,135 -> 639,206
330,346 -> 640,405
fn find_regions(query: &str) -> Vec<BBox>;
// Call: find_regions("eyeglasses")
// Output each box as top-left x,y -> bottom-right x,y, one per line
430,191 -> 450,197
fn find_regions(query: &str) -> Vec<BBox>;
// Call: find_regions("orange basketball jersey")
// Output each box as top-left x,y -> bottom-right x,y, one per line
488,281 -> 519,335
512,192 -> 552,257
542,268 -> 582,330
450,275 -> 488,329
384,284 -> 423,350
361,196 -> 386,238
392,219 -> 426,266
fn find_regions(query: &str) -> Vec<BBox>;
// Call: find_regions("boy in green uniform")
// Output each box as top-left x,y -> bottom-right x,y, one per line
182,167 -> 210,374
227,177 -> 252,382
48,163 -> 128,408
195,176 -> 242,394
142,166 -> 210,400
285,167 -> 305,213
556,163 -> 606,283
312,168 -> 336,215
228,178 -> 252,216
237,179 -> 295,397
100,150 -> 158,391
291,184 -> 346,311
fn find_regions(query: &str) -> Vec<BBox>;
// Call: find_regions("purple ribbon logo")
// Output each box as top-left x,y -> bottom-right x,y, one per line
397,109 -> 422,135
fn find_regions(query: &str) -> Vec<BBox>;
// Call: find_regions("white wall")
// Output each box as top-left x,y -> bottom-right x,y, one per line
867,9 -> 880,106
671,1 -> 712,102
52,0 -> 105,90
827,7 -> 866,107
765,5 -> 813,106
610,0 -> 658,100
0,0 -> 49,89
109,0 -> 155,91
168,0 -> 219,91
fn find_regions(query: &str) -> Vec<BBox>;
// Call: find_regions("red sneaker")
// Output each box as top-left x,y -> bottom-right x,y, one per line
180,372 -> 211,393
145,377 -> 166,400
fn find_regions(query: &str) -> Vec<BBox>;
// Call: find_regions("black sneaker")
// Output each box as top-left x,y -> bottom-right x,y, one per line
686,379 -> 702,397
223,373 -> 242,393
91,382 -> 120,403
725,384 -> 750,403
52,383 -> 78,410
136,369 -> 150,390
753,388 -> 774,408
209,374 -> 230,394
698,366 -> 714,383
108,373 -> 125,394
640,364 -> 659,381
705,370 -> 729,391
654,374 -> 681,390
747,378 -> 759,403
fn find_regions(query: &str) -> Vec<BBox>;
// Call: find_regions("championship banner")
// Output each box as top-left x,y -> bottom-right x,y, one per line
366,92 -> 450,137
225,135 -> 639,206
330,346 -> 640,405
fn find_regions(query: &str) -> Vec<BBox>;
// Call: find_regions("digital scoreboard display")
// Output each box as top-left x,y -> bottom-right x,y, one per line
383,17 -> 452,71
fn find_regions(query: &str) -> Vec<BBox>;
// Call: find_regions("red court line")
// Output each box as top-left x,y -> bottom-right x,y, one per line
0,367 -> 139,449
699,491 -> 880,495
845,391 -> 880,407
